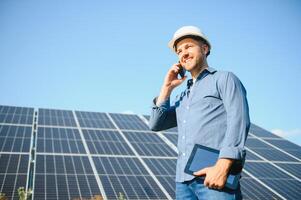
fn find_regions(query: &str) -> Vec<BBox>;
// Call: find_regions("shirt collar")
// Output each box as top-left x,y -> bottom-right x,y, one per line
195,67 -> 217,81
206,67 -> 217,74
187,67 -> 217,89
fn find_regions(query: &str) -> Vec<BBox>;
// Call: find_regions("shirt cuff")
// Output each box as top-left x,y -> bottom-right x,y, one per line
218,147 -> 246,160
152,97 -> 170,109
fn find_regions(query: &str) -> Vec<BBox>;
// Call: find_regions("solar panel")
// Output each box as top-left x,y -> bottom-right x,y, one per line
34,154 -> 102,199
122,131 -> 177,157
0,105 -> 34,125
244,162 -> 301,199
1,104 -> 301,200
0,154 -> 29,199
143,158 -> 177,176
245,150 -> 263,161
0,125 -> 32,152
245,162 -> 288,178
0,105 -> 33,199
249,123 -> 281,138
143,158 -> 177,199
264,138 -> 301,150
251,148 -> 299,162
263,138 -> 301,159
268,179 -> 301,200
0,154 -> 29,174
82,129 -> 134,155
164,132 -> 178,146
36,127 -> 86,154
93,156 -> 167,199
240,177 -> 280,199
275,163 -> 301,179
143,115 -> 150,120
38,108 -> 76,127
75,111 -> 115,129
246,137 -> 272,148
281,150 -> 301,160
109,113 -> 149,130
245,137 -> 299,162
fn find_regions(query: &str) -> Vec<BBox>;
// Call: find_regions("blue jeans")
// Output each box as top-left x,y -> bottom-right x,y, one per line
176,178 -> 242,200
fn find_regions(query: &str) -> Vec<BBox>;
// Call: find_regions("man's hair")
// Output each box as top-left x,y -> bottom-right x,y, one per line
174,35 -> 210,57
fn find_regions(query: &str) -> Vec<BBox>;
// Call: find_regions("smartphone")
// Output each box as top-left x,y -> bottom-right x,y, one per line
178,62 -> 186,78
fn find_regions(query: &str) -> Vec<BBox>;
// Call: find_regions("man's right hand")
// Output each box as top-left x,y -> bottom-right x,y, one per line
156,63 -> 187,106
163,63 -> 187,89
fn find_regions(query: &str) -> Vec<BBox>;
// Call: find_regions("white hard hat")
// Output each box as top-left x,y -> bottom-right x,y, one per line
168,26 -> 211,53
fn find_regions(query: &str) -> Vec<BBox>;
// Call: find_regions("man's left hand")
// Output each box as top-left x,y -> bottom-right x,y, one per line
193,158 -> 234,190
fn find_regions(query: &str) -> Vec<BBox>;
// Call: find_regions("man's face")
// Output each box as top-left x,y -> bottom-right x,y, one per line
176,38 -> 208,71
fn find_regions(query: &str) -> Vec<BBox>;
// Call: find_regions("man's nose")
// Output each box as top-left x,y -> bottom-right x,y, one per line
182,51 -> 189,59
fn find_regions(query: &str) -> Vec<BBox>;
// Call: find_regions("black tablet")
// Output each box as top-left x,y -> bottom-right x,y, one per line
184,144 -> 241,190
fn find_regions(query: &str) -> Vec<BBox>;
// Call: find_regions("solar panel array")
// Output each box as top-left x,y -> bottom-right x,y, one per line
0,105 -> 34,199
0,105 -> 301,199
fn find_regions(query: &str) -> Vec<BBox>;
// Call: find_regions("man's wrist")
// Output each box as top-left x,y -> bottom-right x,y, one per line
161,85 -> 173,94
156,86 -> 173,106
215,158 -> 234,173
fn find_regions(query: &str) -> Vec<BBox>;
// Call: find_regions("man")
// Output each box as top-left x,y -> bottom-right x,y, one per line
149,26 -> 250,200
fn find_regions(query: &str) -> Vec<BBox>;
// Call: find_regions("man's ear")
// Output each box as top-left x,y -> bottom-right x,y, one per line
202,44 -> 209,56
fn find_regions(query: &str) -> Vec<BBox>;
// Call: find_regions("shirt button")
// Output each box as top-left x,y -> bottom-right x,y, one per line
183,120 -> 186,123
182,136 -> 185,139
183,153 -> 186,156
186,106 -> 189,109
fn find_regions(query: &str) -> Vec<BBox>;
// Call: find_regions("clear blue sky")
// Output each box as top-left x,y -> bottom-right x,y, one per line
1,0 -> 300,144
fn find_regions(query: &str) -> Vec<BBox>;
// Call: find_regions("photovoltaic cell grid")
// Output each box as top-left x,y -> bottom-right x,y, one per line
245,150 -> 263,161
34,109 -> 105,199
0,105 -> 34,200
122,131 -> 177,157
75,111 -> 115,129
240,175 -> 280,200
93,156 -> 167,200
36,127 -> 86,154
263,138 -> 301,159
1,106 -> 301,199
275,163 -> 301,180
33,109 -> 178,199
38,108 -> 76,127
244,162 -> 301,200
34,155 -> 101,200
249,123 -> 280,138
143,158 -> 177,199
0,105 -> 34,125
161,132 -> 178,146
0,125 -> 32,152
82,129 -> 134,155
0,154 -> 29,199
109,113 -> 149,130
245,138 -> 299,162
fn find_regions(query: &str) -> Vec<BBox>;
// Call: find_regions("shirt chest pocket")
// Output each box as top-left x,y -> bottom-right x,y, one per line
189,94 -> 223,109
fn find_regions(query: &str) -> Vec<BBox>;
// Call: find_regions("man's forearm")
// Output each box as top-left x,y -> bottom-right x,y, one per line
149,85 -> 177,131
156,86 -> 173,106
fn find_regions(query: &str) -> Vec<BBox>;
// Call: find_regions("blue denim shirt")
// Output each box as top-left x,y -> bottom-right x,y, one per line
149,67 -> 250,182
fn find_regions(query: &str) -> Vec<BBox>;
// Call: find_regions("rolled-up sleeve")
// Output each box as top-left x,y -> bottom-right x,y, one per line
148,97 -> 177,131
218,72 -> 250,160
